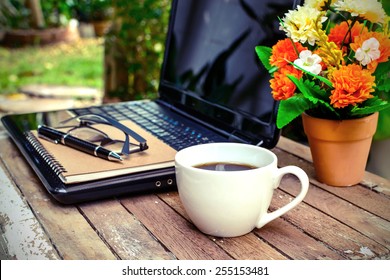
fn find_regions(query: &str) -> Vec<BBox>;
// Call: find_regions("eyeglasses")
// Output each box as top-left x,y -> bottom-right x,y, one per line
59,114 -> 148,157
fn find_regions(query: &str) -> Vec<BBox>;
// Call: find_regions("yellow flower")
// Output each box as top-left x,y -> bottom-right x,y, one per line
304,0 -> 337,10
334,0 -> 386,23
280,5 -> 327,46
314,27 -> 344,71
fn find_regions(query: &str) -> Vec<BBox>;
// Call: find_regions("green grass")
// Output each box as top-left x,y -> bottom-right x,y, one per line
0,38 -> 104,94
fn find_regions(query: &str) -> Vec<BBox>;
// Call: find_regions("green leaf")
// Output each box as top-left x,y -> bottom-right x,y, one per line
351,97 -> 390,116
374,61 -> 390,93
374,60 -> 390,79
277,94 -> 315,128
255,46 -> 273,71
287,75 -> 339,117
269,66 -> 279,75
302,79 -> 328,99
288,75 -> 318,101
376,77 -> 390,93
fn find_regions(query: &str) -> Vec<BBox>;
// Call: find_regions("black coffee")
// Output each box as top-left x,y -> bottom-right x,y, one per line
193,162 -> 257,171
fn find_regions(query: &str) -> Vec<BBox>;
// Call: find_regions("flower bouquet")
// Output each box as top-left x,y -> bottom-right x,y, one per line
255,0 -> 390,186
256,0 -> 390,129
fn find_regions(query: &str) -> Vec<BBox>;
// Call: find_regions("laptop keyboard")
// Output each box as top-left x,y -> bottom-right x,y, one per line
70,101 -> 225,150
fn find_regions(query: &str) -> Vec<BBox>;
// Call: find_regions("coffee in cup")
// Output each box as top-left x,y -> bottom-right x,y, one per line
175,142 -> 309,237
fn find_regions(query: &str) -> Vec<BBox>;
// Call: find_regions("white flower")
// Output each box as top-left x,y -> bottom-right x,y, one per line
355,38 -> 381,66
333,0 -> 386,23
294,50 -> 323,75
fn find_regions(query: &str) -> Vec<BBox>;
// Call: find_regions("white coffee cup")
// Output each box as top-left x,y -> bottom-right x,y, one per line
175,142 -> 309,237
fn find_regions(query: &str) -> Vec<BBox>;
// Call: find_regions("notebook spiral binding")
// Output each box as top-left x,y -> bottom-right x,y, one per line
25,131 -> 67,176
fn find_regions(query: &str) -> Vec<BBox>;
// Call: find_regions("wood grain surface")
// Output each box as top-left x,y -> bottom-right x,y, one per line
1,135 -> 389,260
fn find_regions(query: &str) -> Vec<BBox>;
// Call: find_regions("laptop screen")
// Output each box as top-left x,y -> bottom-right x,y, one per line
159,0 -> 301,146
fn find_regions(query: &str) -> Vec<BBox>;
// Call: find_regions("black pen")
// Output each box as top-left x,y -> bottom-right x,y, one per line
37,125 -> 123,162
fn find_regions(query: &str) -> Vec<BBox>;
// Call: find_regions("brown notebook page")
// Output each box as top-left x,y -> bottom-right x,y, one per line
32,120 -> 177,184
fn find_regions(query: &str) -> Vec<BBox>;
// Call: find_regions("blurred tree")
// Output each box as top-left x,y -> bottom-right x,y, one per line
104,0 -> 170,101
26,0 -> 44,28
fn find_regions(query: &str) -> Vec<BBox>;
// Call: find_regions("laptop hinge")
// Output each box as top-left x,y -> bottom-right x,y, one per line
157,99 -> 263,146
157,100 -> 241,141
228,130 -> 263,146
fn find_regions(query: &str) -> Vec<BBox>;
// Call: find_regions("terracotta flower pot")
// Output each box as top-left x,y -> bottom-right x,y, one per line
302,112 -> 378,187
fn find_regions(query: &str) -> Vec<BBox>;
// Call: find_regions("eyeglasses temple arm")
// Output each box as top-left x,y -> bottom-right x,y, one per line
62,113 -> 149,150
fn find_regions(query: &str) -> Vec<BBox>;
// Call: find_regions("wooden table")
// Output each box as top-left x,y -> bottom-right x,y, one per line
1,128 -> 389,260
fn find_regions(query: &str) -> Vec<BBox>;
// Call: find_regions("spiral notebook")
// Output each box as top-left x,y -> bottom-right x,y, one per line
27,120 -> 176,184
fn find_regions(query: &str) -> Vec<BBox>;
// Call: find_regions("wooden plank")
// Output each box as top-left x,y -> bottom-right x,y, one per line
276,136 -> 390,195
277,136 -> 312,162
278,175 -> 390,250
157,192 -> 188,219
271,187 -> 389,259
0,138 -> 116,260
160,192 -> 342,259
273,147 -> 390,221
79,199 -> 174,260
361,173 -> 390,196
311,182 -> 390,222
256,218 -> 345,260
160,177 -> 378,259
121,194 -> 232,260
158,192 -> 288,260
159,190 -> 344,260
0,159 -> 59,260
210,234 -> 288,260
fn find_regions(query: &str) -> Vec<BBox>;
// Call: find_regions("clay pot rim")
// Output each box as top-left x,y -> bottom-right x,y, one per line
302,112 -> 379,142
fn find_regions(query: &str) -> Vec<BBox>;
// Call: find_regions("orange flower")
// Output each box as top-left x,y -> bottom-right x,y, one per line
330,64 -> 375,108
269,39 -> 307,68
328,21 -> 368,50
351,31 -> 390,71
270,65 -> 303,100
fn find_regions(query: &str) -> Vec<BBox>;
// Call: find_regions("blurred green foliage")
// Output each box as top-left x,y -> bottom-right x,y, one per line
0,0 -> 74,29
0,0 -> 115,28
73,0 -> 113,22
383,0 -> 389,14
105,0 -> 171,101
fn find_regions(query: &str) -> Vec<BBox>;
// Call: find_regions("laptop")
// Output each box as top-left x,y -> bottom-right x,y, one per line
1,0 -> 302,204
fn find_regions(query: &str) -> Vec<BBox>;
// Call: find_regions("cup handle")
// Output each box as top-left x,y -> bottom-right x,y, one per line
256,166 -> 309,228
